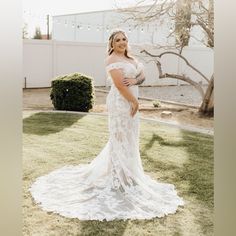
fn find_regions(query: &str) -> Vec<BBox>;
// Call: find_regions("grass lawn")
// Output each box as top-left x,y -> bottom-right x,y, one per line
23,111 -> 213,236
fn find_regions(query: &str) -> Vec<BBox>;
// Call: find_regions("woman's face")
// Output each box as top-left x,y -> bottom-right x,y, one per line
112,33 -> 128,54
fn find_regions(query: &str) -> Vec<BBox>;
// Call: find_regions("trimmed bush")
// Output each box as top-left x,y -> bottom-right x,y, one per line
50,73 -> 95,112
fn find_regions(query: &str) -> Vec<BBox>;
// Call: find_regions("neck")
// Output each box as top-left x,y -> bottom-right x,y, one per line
113,52 -> 125,58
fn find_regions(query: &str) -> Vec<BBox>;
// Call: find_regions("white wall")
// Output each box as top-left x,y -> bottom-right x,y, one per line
23,39 -> 107,88
23,39 -> 214,88
23,40 -> 53,88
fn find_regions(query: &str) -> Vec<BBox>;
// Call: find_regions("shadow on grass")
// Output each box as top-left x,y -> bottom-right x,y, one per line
23,112 -> 85,135
141,130 -> 213,207
140,129 -> 213,234
78,218 -> 169,236
140,133 -> 187,173
179,130 -> 214,235
178,131 -> 214,208
79,219 -> 128,236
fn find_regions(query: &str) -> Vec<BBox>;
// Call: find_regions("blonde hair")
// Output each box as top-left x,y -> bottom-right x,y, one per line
107,29 -> 134,60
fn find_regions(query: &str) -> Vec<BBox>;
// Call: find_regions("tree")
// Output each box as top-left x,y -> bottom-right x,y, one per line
33,27 -> 43,39
117,0 -> 214,116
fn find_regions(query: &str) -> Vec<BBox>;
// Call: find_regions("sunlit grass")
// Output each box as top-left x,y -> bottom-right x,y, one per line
23,111 -> 213,236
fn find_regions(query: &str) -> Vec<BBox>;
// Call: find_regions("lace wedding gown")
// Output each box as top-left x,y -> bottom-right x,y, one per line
29,61 -> 184,221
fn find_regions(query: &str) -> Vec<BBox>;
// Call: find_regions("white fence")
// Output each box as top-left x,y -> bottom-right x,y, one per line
23,39 -> 213,88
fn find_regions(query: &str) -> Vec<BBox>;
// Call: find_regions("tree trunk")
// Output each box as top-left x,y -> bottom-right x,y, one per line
175,0 -> 192,50
199,75 -> 214,116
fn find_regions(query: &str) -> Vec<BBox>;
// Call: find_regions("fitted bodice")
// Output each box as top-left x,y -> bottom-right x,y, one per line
105,61 -> 144,116
105,61 -> 144,100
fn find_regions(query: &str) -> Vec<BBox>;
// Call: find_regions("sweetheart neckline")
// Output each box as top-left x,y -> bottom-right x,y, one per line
106,61 -> 138,70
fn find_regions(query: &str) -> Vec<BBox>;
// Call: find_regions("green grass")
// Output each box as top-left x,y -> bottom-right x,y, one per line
23,111 -> 213,236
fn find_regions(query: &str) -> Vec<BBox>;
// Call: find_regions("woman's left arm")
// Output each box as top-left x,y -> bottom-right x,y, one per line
135,70 -> 146,85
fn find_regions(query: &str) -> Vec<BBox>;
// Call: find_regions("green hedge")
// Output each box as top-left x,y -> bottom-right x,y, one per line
50,73 -> 95,112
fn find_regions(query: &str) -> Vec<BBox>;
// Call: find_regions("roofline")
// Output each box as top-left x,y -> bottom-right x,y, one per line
52,4 -> 155,17
52,8 -> 116,17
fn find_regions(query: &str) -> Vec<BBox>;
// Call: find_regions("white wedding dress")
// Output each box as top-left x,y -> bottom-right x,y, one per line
29,61 -> 184,221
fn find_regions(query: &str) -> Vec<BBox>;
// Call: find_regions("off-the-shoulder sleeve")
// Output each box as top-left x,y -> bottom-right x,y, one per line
105,62 -> 124,73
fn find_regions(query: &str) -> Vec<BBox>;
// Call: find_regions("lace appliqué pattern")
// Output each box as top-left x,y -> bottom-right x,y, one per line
29,61 -> 184,221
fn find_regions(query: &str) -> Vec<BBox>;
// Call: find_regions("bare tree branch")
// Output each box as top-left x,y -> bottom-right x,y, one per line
148,56 -> 205,98
141,49 -> 210,83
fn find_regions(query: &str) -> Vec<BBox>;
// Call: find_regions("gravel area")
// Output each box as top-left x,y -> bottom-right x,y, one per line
100,85 -> 208,106
139,85 -> 207,106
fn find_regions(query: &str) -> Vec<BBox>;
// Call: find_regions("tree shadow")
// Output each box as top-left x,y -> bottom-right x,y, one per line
78,217 -> 171,236
177,130 -> 214,208
140,130 -> 213,206
140,133 -> 187,174
23,112 -> 85,135
140,128 -> 214,234
178,130 -> 214,235
78,219 -> 128,236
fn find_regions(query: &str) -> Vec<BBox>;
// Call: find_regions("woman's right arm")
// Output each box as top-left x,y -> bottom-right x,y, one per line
109,68 -> 139,117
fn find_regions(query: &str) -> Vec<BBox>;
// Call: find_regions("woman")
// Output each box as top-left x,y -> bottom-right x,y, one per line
29,29 -> 184,221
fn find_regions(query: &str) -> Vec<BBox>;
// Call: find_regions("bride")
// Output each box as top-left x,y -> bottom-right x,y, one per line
29,29 -> 184,221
